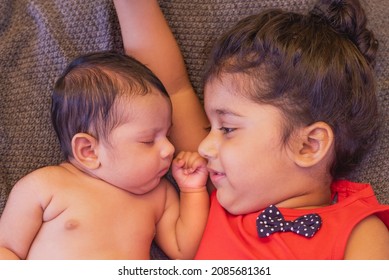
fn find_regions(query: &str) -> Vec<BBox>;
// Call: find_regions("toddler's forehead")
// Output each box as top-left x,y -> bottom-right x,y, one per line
204,73 -> 263,104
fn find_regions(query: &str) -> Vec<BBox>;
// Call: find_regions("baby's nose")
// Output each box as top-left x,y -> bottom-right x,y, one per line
161,138 -> 175,159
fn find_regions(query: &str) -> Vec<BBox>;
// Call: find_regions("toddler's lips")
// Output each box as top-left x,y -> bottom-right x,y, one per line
208,168 -> 225,183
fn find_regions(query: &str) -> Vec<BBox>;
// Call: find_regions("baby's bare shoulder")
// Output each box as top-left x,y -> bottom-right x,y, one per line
14,165 -> 65,189
10,164 -> 79,207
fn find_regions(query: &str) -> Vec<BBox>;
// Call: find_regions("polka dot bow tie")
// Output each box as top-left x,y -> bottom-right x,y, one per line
256,205 -> 322,238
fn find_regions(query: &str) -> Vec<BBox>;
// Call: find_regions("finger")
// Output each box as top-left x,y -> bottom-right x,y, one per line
187,153 -> 207,169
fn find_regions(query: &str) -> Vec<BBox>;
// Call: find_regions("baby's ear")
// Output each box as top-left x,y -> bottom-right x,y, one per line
289,122 -> 334,168
71,133 -> 101,170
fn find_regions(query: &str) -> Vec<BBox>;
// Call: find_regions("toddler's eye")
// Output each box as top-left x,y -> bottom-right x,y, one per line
141,140 -> 154,145
219,127 -> 235,134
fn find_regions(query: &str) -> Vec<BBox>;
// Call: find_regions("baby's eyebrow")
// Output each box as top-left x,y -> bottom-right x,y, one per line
137,129 -> 162,136
138,123 -> 172,135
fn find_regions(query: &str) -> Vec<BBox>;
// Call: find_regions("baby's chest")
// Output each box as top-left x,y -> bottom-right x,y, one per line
44,189 -> 161,238
30,195 -> 159,259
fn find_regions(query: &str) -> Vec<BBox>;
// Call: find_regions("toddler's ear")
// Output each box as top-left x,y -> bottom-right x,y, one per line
71,133 -> 101,170
289,122 -> 334,168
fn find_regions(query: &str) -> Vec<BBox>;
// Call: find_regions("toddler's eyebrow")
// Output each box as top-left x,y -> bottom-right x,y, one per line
215,108 -> 242,117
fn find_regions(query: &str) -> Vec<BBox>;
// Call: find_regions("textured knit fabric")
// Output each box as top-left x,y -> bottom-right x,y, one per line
0,0 -> 388,259
195,180 -> 389,260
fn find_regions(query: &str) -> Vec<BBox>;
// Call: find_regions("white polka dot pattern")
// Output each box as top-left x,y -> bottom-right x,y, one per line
256,205 -> 322,238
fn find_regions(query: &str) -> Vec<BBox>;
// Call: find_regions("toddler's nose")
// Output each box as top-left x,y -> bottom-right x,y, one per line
198,131 -> 217,160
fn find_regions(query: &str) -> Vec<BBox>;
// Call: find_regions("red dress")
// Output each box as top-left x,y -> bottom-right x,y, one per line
195,180 -> 389,259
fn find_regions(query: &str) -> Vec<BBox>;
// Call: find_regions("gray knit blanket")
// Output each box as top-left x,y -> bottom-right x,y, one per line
0,0 -> 388,258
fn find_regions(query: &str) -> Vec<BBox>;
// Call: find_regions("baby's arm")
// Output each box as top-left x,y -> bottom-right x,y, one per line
0,175 -> 44,259
155,152 -> 209,259
113,0 -> 209,153
344,215 -> 389,259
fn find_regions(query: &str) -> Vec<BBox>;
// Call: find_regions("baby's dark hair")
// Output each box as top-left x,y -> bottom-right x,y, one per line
204,0 -> 379,179
52,51 -> 169,160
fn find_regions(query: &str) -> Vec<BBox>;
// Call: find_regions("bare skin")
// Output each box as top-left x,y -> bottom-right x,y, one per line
0,160 -> 207,259
0,93 -> 209,260
0,164 -> 165,259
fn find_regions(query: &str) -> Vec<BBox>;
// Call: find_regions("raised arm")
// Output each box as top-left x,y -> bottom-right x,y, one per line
113,0 -> 209,153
